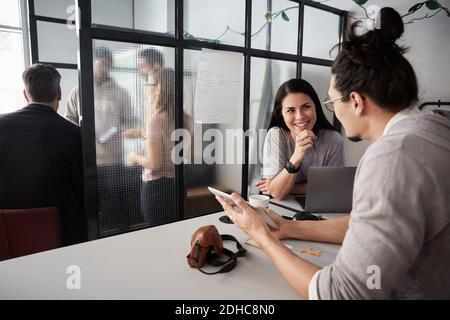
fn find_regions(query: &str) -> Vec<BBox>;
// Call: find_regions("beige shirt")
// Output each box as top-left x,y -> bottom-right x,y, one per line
142,111 -> 175,181
66,78 -> 132,165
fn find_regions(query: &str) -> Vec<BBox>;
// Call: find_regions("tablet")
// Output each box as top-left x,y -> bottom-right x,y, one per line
208,187 -> 279,230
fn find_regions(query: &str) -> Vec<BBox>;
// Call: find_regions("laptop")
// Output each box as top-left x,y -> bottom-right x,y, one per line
295,166 -> 357,213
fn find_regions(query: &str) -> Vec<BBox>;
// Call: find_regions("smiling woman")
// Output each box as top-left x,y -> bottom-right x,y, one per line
256,78 -> 344,200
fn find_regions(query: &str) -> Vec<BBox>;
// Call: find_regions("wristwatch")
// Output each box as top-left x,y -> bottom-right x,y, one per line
284,160 -> 300,174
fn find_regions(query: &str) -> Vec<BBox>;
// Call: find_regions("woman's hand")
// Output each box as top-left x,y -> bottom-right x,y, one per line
255,179 -> 272,196
290,130 -> 316,166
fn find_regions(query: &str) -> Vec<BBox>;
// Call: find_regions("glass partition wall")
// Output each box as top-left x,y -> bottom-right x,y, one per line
62,0 -> 346,239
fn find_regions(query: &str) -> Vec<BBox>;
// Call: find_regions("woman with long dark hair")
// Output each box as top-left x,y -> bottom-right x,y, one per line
256,78 -> 343,200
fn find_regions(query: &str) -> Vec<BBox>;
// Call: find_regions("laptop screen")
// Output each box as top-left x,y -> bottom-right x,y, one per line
304,166 -> 356,213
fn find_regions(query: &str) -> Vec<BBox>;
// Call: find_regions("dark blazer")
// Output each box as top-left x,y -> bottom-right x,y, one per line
0,103 -> 86,245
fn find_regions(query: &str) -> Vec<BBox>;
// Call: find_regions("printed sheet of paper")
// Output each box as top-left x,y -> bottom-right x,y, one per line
194,49 -> 243,124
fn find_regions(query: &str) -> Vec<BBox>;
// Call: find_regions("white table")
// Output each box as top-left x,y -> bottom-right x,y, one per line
269,195 -> 304,212
0,208 -> 343,299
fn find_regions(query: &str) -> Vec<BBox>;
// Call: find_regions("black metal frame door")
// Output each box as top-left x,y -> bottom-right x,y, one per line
74,0 -> 347,240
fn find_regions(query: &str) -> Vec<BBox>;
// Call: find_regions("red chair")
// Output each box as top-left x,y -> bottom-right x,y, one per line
0,207 -> 61,261
0,217 -> 10,261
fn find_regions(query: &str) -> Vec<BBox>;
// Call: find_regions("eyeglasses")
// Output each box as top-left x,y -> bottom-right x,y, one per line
323,95 -> 344,113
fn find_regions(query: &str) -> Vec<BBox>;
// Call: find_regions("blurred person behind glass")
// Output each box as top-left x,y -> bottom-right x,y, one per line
124,48 -> 165,140
66,47 -> 133,232
128,68 -> 178,226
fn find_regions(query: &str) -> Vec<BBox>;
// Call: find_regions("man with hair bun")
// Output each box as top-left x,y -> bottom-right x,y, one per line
216,7 -> 450,299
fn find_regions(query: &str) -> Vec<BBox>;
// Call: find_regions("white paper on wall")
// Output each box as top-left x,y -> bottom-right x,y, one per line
194,49 -> 243,124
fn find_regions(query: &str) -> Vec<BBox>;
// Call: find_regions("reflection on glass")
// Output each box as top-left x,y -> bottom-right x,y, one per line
183,49 -> 243,218
184,0 -> 245,46
301,63 -> 334,125
302,6 -> 340,60
37,21 -> 77,64
252,0 -> 299,54
91,0 -> 175,35
248,57 -> 297,195
0,31 -> 24,114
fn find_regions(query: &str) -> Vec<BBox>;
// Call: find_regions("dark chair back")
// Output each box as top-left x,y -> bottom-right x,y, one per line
0,217 -> 10,261
0,207 -> 61,261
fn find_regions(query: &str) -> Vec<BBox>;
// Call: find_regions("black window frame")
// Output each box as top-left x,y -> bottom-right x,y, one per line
28,0 -> 78,69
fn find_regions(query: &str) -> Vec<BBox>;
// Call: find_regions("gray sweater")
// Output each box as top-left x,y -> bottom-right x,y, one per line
262,128 -> 344,183
315,110 -> 450,299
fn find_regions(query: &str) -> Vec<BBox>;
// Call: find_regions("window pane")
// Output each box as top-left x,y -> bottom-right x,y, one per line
302,6 -> 340,60
252,0 -> 299,54
91,0 -> 175,36
248,57 -> 297,194
85,40 -> 176,236
0,0 -> 20,27
34,0 -> 75,20
37,20 -> 77,64
301,63 -> 334,125
0,31 -> 25,114
184,0 -> 245,46
183,49 -> 243,218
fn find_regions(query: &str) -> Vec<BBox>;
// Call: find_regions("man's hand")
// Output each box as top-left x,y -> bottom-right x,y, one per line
216,193 -> 295,245
263,209 -> 292,240
216,193 -> 270,243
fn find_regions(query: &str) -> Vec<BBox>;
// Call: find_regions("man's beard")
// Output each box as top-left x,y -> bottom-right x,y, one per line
348,135 -> 362,142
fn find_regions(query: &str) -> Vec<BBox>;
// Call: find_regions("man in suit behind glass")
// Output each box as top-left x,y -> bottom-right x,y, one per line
0,64 -> 86,246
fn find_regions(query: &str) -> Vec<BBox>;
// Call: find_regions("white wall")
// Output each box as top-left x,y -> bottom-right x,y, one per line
403,12 -> 450,102
326,0 -> 450,102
